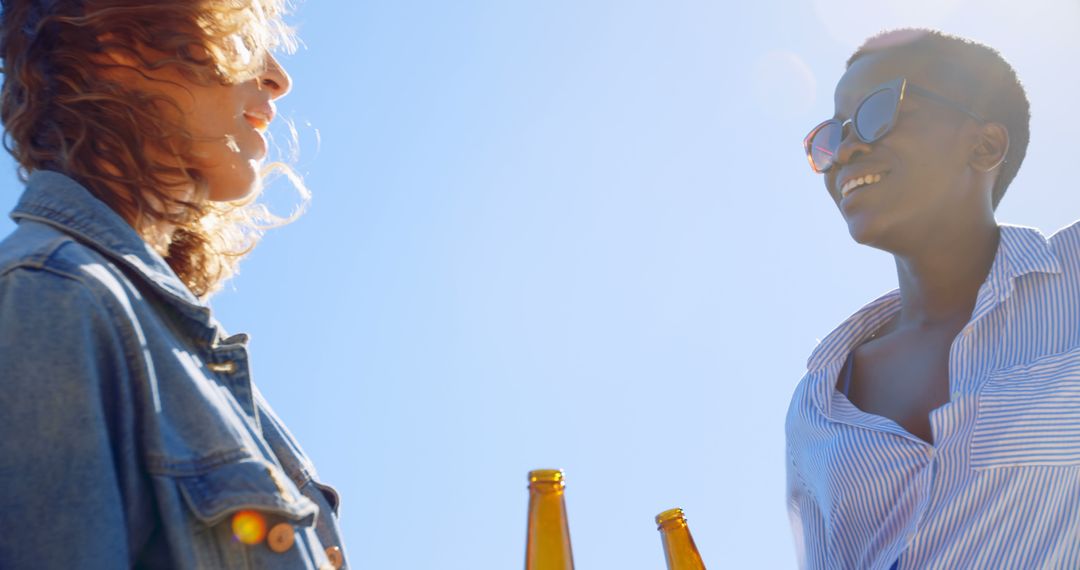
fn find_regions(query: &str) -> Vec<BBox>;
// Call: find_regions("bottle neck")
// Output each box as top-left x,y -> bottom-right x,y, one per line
657,517 -> 706,570
525,483 -> 574,570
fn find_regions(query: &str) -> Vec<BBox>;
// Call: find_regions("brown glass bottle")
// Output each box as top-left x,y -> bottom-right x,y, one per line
656,508 -> 707,570
525,469 -> 575,570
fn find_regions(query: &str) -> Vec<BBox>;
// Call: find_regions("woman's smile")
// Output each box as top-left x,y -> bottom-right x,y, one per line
841,171 -> 889,198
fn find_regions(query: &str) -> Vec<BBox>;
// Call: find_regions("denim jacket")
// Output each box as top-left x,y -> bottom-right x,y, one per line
0,171 -> 349,569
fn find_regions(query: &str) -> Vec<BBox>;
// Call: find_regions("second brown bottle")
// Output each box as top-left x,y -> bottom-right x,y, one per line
656,507 -> 707,570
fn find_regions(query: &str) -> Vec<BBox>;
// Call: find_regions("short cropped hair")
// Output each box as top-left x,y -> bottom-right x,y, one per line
848,29 -> 1030,209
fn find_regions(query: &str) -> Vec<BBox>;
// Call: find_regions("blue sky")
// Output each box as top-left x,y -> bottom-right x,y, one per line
3,0 -> 1080,567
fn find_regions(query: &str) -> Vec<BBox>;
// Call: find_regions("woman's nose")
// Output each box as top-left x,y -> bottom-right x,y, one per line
834,122 -> 871,167
259,53 -> 292,99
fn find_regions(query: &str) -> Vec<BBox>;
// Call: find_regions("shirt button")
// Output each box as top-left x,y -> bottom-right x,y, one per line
267,522 -> 295,553
325,546 -> 344,569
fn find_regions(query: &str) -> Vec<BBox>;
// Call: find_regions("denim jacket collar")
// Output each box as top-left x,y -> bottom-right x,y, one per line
9,169 -> 211,316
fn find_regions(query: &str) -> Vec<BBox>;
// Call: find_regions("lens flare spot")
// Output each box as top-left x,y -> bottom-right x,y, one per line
232,510 -> 267,545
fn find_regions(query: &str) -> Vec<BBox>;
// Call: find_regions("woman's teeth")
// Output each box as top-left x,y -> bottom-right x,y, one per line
841,173 -> 884,197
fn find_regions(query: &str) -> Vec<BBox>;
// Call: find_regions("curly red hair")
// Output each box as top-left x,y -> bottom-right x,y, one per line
1,0 -> 303,298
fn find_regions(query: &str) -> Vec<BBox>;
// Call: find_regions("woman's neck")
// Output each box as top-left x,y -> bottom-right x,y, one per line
130,178 -> 198,257
138,219 -> 177,256
892,218 -> 1000,329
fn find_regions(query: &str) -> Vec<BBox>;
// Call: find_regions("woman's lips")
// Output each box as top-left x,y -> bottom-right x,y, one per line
244,113 -> 269,132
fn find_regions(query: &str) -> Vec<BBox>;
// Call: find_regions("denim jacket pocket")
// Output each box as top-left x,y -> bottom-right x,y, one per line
971,346 -> 1080,469
176,458 -> 318,524
172,458 -> 334,570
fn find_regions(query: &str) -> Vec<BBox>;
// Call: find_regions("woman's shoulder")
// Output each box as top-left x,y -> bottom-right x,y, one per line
1041,220 -> 1080,281
1049,220 -> 1080,255
0,219 -> 137,310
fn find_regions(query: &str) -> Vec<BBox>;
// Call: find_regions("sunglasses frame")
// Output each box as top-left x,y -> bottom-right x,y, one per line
803,77 -> 985,174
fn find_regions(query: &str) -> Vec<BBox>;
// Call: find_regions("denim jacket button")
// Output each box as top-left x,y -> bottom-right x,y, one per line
325,545 -> 344,569
266,522 -> 295,553
207,361 -> 237,374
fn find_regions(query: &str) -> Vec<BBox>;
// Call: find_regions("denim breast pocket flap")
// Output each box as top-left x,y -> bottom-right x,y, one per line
971,347 -> 1080,469
175,458 -> 319,527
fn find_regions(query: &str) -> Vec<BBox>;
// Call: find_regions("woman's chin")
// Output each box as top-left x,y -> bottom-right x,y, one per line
845,216 -> 887,248
205,162 -> 261,202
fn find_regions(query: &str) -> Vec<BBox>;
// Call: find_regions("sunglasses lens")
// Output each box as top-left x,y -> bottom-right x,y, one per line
854,88 -> 899,142
808,122 -> 842,172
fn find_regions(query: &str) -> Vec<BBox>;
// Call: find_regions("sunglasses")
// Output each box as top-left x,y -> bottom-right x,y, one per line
803,77 -> 985,173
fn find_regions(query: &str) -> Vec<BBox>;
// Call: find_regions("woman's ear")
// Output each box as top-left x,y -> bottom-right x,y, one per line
971,122 -> 1009,173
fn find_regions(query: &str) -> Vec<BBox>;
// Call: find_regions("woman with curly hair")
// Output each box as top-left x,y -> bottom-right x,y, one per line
0,1 -> 347,568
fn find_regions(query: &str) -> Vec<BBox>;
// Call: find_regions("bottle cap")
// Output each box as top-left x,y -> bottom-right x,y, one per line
528,469 -> 565,484
655,508 -> 688,529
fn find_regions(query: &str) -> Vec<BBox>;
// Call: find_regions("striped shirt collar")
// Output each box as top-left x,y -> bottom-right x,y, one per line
806,224 -> 1063,372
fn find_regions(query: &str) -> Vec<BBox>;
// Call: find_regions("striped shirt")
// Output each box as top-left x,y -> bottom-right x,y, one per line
786,223 -> 1080,569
